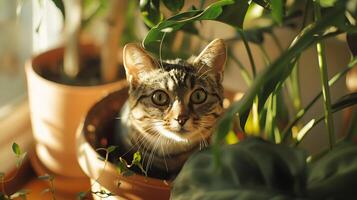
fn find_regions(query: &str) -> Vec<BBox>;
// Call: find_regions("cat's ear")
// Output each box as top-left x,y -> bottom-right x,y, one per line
123,43 -> 157,85
193,39 -> 226,82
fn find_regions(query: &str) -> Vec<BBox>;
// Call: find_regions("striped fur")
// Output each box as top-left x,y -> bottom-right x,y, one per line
120,39 -> 226,173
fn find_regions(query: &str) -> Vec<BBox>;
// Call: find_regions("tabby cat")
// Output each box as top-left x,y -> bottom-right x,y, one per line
118,39 -> 226,174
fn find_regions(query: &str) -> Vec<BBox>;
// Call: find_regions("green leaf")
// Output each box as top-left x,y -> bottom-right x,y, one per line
162,0 -> 184,12
271,0 -> 283,25
132,151 -> 142,164
50,0 -> 65,19
107,146 -> 117,154
307,142 -> 357,199
12,143 -> 21,156
140,0 -> 163,28
116,158 -> 135,177
216,0 -> 250,28
172,138 -> 308,199
0,172 -> 4,178
143,0 -> 250,49
296,119 -> 316,142
319,0 -> 338,7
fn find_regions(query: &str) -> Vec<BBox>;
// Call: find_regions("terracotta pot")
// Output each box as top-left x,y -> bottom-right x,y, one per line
76,87 -> 172,200
25,44 -> 127,195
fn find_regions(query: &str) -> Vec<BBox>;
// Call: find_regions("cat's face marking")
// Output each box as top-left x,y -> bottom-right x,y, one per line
123,39 -> 226,155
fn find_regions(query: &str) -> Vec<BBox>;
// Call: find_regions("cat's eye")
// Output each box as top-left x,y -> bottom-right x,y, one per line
151,90 -> 170,106
190,89 -> 207,104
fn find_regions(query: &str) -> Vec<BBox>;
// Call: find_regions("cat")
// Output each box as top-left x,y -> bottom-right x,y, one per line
118,39 -> 226,175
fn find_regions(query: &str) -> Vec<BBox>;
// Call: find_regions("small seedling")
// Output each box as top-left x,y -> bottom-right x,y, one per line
0,143 -> 28,200
118,151 -> 147,177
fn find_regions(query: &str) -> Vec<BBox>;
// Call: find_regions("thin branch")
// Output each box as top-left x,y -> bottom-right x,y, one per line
314,1 -> 335,148
237,29 -> 257,77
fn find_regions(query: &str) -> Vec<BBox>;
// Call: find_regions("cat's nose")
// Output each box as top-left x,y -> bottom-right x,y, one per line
176,115 -> 188,126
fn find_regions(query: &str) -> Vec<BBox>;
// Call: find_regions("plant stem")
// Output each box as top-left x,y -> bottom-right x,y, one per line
228,50 -> 252,85
258,44 -> 271,65
101,0 -> 127,82
281,57 -> 357,142
63,0 -> 82,79
314,1 -> 336,149
270,31 -> 283,53
49,178 -> 56,200
237,29 -> 257,77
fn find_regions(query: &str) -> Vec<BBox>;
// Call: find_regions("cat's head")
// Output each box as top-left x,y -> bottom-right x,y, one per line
123,39 -> 226,155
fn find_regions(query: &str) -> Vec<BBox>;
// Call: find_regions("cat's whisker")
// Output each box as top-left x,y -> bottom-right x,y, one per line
198,68 -> 213,80
161,142 -> 169,172
197,62 -> 206,74
115,116 -> 129,120
121,133 -> 148,157
146,134 -> 161,172
141,134 -> 155,168
158,32 -> 166,69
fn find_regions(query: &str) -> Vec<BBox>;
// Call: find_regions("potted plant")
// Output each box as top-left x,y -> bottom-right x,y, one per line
25,0 -> 129,196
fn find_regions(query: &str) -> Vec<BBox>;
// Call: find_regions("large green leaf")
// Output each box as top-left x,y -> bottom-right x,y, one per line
143,0 -> 249,49
307,142 -> 357,199
216,0 -> 250,28
271,0 -> 283,24
172,138 -> 308,200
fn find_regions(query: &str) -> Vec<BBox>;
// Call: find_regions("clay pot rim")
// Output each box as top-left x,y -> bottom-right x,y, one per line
25,44 -> 124,91
76,87 -> 172,192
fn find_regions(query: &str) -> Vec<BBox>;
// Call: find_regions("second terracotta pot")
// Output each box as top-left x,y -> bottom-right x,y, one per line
25,44 -> 127,196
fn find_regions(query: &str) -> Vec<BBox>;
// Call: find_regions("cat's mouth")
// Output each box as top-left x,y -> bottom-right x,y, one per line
176,128 -> 189,134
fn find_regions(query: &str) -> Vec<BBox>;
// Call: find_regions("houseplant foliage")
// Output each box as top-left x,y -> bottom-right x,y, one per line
51,0 -> 126,83
137,0 -> 357,199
